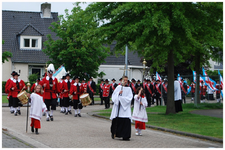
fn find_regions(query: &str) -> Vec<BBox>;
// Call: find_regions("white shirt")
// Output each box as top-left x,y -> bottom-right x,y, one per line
132,95 -> 148,122
110,85 -> 133,120
174,80 -> 182,101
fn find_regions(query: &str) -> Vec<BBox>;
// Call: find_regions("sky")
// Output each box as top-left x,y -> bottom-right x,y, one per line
2,1 -> 91,17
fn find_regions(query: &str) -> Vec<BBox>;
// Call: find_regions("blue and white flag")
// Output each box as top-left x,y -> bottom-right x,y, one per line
53,65 -> 67,82
156,72 -> 162,82
218,70 -> 223,98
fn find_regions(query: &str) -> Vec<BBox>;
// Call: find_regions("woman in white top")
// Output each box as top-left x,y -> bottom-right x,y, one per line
132,87 -> 148,136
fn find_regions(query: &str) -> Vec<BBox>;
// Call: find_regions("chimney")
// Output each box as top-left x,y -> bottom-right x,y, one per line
41,2 -> 51,18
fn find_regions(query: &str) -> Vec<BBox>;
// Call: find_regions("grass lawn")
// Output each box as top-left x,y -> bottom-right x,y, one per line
97,103 -> 223,139
2,95 -> 8,103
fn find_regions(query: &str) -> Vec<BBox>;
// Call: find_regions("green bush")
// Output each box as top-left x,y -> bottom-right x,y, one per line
96,83 -> 100,95
2,81 -> 6,93
28,73 -> 39,85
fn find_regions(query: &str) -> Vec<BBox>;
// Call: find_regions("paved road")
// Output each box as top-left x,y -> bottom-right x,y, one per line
2,104 -> 222,148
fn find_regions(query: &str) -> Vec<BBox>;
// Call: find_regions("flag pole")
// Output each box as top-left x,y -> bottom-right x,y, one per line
26,82 -> 31,133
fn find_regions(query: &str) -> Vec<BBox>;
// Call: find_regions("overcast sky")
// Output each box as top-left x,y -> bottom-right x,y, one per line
2,1 -> 91,17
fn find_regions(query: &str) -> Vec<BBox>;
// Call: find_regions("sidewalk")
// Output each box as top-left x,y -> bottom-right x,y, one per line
2,105 -> 223,148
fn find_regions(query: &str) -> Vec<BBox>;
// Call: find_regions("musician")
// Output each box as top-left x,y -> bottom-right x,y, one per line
87,77 -> 96,105
180,79 -> 187,104
31,78 -> 41,93
216,80 -> 222,103
191,81 -> 195,101
5,71 -> 16,113
200,81 -> 207,103
110,78 -> 118,96
118,78 -> 122,85
103,79 -> 111,109
151,78 -> 156,105
155,79 -> 162,106
143,78 -> 147,89
110,76 -> 133,141
145,79 -> 152,107
162,80 -> 168,105
99,79 -> 104,105
81,78 -> 87,93
70,76 -> 84,117
136,79 -> 142,88
59,76 -> 66,113
62,73 -> 73,115
8,72 -> 26,116
130,78 -> 138,106
39,64 -> 60,121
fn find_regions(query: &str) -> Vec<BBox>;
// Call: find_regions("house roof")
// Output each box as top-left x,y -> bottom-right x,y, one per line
2,10 -> 142,66
2,10 -> 58,64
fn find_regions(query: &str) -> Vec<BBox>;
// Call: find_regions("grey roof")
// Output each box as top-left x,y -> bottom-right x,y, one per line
102,41 -> 142,66
2,10 -> 58,64
214,63 -> 223,70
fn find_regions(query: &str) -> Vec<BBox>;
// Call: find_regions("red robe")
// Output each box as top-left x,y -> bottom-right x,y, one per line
8,79 -> 27,98
103,84 -> 111,97
5,77 -> 14,99
70,83 -> 84,100
82,83 -> 87,93
62,79 -> 73,98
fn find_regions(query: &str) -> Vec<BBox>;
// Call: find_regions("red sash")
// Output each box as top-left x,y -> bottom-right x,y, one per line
143,83 -> 146,89
131,83 -> 136,93
180,82 -> 187,94
88,81 -> 94,93
155,84 -> 161,95
162,83 -> 167,93
111,83 -> 115,90
146,84 -> 152,94
100,84 -> 104,90
151,82 -> 155,90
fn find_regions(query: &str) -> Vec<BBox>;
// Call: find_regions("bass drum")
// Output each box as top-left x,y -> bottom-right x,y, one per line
17,90 -> 28,105
79,93 -> 92,106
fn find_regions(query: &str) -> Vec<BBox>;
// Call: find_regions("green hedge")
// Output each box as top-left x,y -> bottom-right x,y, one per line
2,81 -> 6,93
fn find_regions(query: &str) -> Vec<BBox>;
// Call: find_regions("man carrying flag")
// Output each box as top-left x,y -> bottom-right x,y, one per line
216,80 -> 222,103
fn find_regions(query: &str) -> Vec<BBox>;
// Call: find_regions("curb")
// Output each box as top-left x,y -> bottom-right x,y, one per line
90,112 -> 223,144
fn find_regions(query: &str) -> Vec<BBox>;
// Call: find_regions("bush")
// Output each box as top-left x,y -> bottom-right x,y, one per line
28,73 -> 39,85
96,83 -> 100,95
2,81 -> 6,93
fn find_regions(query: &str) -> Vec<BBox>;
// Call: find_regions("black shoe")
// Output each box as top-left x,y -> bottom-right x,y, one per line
50,116 -> 53,121
31,126 -> 34,133
14,113 -> 17,116
11,110 -> 14,114
123,138 -> 130,141
111,133 -> 115,139
35,128 -> 39,135
74,114 -> 77,117
65,112 -> 68,115
68,110 -> 72,114
63,110 -> 65,113
78,113 -> 81,117
17,110 -> 21,115
46,117 -> 50,121
43,113 -> 45,116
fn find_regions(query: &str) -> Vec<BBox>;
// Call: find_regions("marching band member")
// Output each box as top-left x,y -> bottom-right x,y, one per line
200,81 -> 207,103
151,78 -> 156,105
142,78 -> 147,89
59,76 -> 66,113
216,80 -> 222,103
136,79 -> 142,88
162,80 -> 168,105
180,79 -> 187,104
87,77 -> 96,105
103,79 -> 111,109
130,78 -> 138,106
99,79 -> 104,105
39,64 -> 60,121
118,78 -> 123,85
145,79 -> 153,107
8,72 -> 26,116
70,76 -> 84,117
132,87 -> 148,136
81,78 -> 87,93
31,78 -> 41,93
5,71 -> 16,113
62,73 -> 73,115
191,81 -> 195,101
155,79 -> 162,106
29,85 -> 47,134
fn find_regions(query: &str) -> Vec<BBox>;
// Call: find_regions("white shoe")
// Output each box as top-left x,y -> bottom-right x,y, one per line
135,132 -> 139,136
138,133 -> 142,136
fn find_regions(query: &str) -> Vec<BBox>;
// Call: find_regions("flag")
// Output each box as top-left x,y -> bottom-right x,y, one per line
218,70 -> 223,98
193,71 -> 204,83
202,67 -> 217,91
177,74 -> 182,81
53,65 -> 67,82
156,72 -> 162,82
187,85 -> 191,95
201,74 -> 217,91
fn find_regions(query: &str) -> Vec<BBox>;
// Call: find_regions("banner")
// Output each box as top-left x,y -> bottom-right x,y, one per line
53,65 -> 67,82
156,71 -> 162,82
218,70 -> 223,98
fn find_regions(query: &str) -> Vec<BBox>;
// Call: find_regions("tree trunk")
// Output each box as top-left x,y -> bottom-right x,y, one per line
194,52 -> 201,105
166,49 -> 176,114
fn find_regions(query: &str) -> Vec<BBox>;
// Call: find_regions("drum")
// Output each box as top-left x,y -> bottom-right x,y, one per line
79,93 -> 92,106
17,91 -> 28,105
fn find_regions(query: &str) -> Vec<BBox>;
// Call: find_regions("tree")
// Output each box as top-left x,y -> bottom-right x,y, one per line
2,40 -> 12,63
84,2 -> 222,114
43,4 -> 110,79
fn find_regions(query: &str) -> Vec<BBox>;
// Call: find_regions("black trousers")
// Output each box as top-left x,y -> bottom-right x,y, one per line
175,100 -> 183,113
73,100 -> 79,109
89,92 -> 94,104
63,97 -> 70,107
146,95 -> 151,107
8,96 -> 13,107
111,117 -> 131,139
163,96 -> 167,105
131,93 -> 135,105
13,97 -> 22,107
103,97 -> 110,108
44,99 -> 57,111
100,93 -> 104,105
216,93 -> 220,99
156,94 -> 161,106
60,98 -> 64,107
182,95 -> 186,103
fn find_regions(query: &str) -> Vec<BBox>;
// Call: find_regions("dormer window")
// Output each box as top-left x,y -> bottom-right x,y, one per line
20,35 -> 42,50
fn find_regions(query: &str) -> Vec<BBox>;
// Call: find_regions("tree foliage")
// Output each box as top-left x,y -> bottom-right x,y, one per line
84,2 -> 223,114
43,4 -> 110,79
2,40 -> 12,63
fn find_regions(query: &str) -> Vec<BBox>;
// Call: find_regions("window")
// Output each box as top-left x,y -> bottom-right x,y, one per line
20,36 -> 42,50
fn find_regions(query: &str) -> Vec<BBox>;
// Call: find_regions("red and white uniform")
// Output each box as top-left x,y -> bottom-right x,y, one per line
216,84 -> 222,94
103,84 -> 111,97
70,83 -> 84,100
5,77 -> 14,99
8,79 -> 27,98
62,79 -> 73,98
191,83 -> 195,93
39,76 -> 59,100
82,83 -> 87,93
58,80 -> 64,99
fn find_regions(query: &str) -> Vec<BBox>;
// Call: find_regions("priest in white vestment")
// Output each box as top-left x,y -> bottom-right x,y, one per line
110,76 -> 133,141
174,77 -> 183,113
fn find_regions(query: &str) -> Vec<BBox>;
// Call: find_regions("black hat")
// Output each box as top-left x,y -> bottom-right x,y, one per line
112,78 -> 116,81
100,79 -> 104,81
89,76 -> 93,79
131,78 -> 136,81
11,71 -> 16,76
105,79 -> 109,82
144,78 -> 147,81
137,79 -> 141,82
82,78 -> 86,81
73,76 -> 80,80
61,76 -> 66,79
147,78 -> 150,81
119,78 -> 122,81
12,72 -> 20,76
156,79 -> 160,82
65,73 -> 71,77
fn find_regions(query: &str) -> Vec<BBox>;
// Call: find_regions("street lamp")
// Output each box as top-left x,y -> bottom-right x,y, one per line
142,59 -> 147,83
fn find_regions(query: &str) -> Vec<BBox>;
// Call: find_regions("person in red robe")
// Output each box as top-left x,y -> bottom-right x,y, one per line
5,71 -> 16,113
